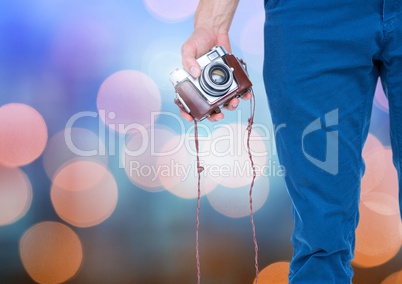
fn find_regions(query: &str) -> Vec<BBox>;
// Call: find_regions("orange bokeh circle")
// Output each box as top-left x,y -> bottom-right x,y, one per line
253,261 -> 290,284
381,270 -> 402,284
355,146 -> 401,268
361,146 -> 387,195
353,194 -> 402,268
51,160 -> 118,228
19,221 -> 83,284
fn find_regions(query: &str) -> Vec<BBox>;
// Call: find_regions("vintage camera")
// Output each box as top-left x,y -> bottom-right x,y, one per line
169,46 -> 252,121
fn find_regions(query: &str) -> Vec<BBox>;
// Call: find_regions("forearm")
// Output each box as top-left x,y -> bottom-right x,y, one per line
194,0 -> 239,34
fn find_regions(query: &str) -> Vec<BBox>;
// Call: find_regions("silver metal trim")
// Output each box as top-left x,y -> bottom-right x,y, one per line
176,93 -> 191,113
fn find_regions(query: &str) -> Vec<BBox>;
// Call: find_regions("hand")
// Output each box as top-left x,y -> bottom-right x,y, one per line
180,27 -> 251,122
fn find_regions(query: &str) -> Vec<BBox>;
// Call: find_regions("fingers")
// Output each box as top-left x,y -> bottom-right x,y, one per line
241,91 -> 253,100
181,28 -> 222,78
180,94 -> 250,123
180,110 -> 224,123
223,92 -> 252,111
207,112 -> 224,122
181,40 -> 201,78
179,30 -> 251,123
224,97 -> 240,111
180,110 -> 194,122
179,92 -> 253,122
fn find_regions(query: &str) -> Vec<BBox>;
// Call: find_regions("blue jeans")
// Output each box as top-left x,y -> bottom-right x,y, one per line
263,0 -> 402,282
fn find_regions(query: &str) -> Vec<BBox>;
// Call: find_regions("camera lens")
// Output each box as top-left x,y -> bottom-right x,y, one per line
200,62 -> 234,97
210,67 -> 229,85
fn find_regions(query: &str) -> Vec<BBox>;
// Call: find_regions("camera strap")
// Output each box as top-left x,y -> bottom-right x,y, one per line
193,84 -> 259,284
246,89 -> 259,284
193,119 -> 203,284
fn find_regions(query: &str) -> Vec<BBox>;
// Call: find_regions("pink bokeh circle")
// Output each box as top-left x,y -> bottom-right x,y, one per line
123,126 -> 177,191
156,133 -> 217,199
0,166 -> 32,226
201,123 -> 269,188
0,103 -> 47,167
97,70 -> 161,133
363,133 -> 383,153
143,0 -> 198,22
207,176 -> 269,218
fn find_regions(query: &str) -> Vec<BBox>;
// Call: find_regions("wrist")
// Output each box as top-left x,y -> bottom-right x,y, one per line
194,0 -> 239,34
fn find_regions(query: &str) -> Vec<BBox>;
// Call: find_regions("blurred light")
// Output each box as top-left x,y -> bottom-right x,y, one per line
143,0 -> 197,23
148,51 -> 182,92
363,133 -> 383,152
201,123 -> 269,188
231,0 -> 264,47
353,194 -> 402,268
50,17 -> 114,80
19,221 -> 83,284
374,78 -> 388,113
361,145 -> 387,195
355,146 -> 401,268
0,166 -> 32,226
124,126 -> 176,191
207,176 -> 269,218
362,192 -> 399,216
0,103 -> 47,167
374,148 -> 399,198
381,270 -> 402,284
156,133 -> 217,199
43,127 -> 108,180
240,11 -> 265,56
97,70 -> 161,133
51,160 -> 118,228
253,261 -> 290,284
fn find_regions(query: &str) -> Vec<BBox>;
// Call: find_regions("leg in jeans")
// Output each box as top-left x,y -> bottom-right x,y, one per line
379,0 -> 402,219
263,0 -> 385,282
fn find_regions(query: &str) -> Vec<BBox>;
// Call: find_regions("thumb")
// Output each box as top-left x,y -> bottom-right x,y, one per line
181,43 -> 201,78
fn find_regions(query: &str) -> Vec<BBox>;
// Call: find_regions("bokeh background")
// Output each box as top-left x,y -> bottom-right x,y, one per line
0,0 -> 401,283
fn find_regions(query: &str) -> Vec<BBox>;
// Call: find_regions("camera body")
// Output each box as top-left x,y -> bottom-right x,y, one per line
170,46 -> 252,121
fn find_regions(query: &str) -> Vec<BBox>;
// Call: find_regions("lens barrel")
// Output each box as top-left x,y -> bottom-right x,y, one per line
200,62 -> 233,97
